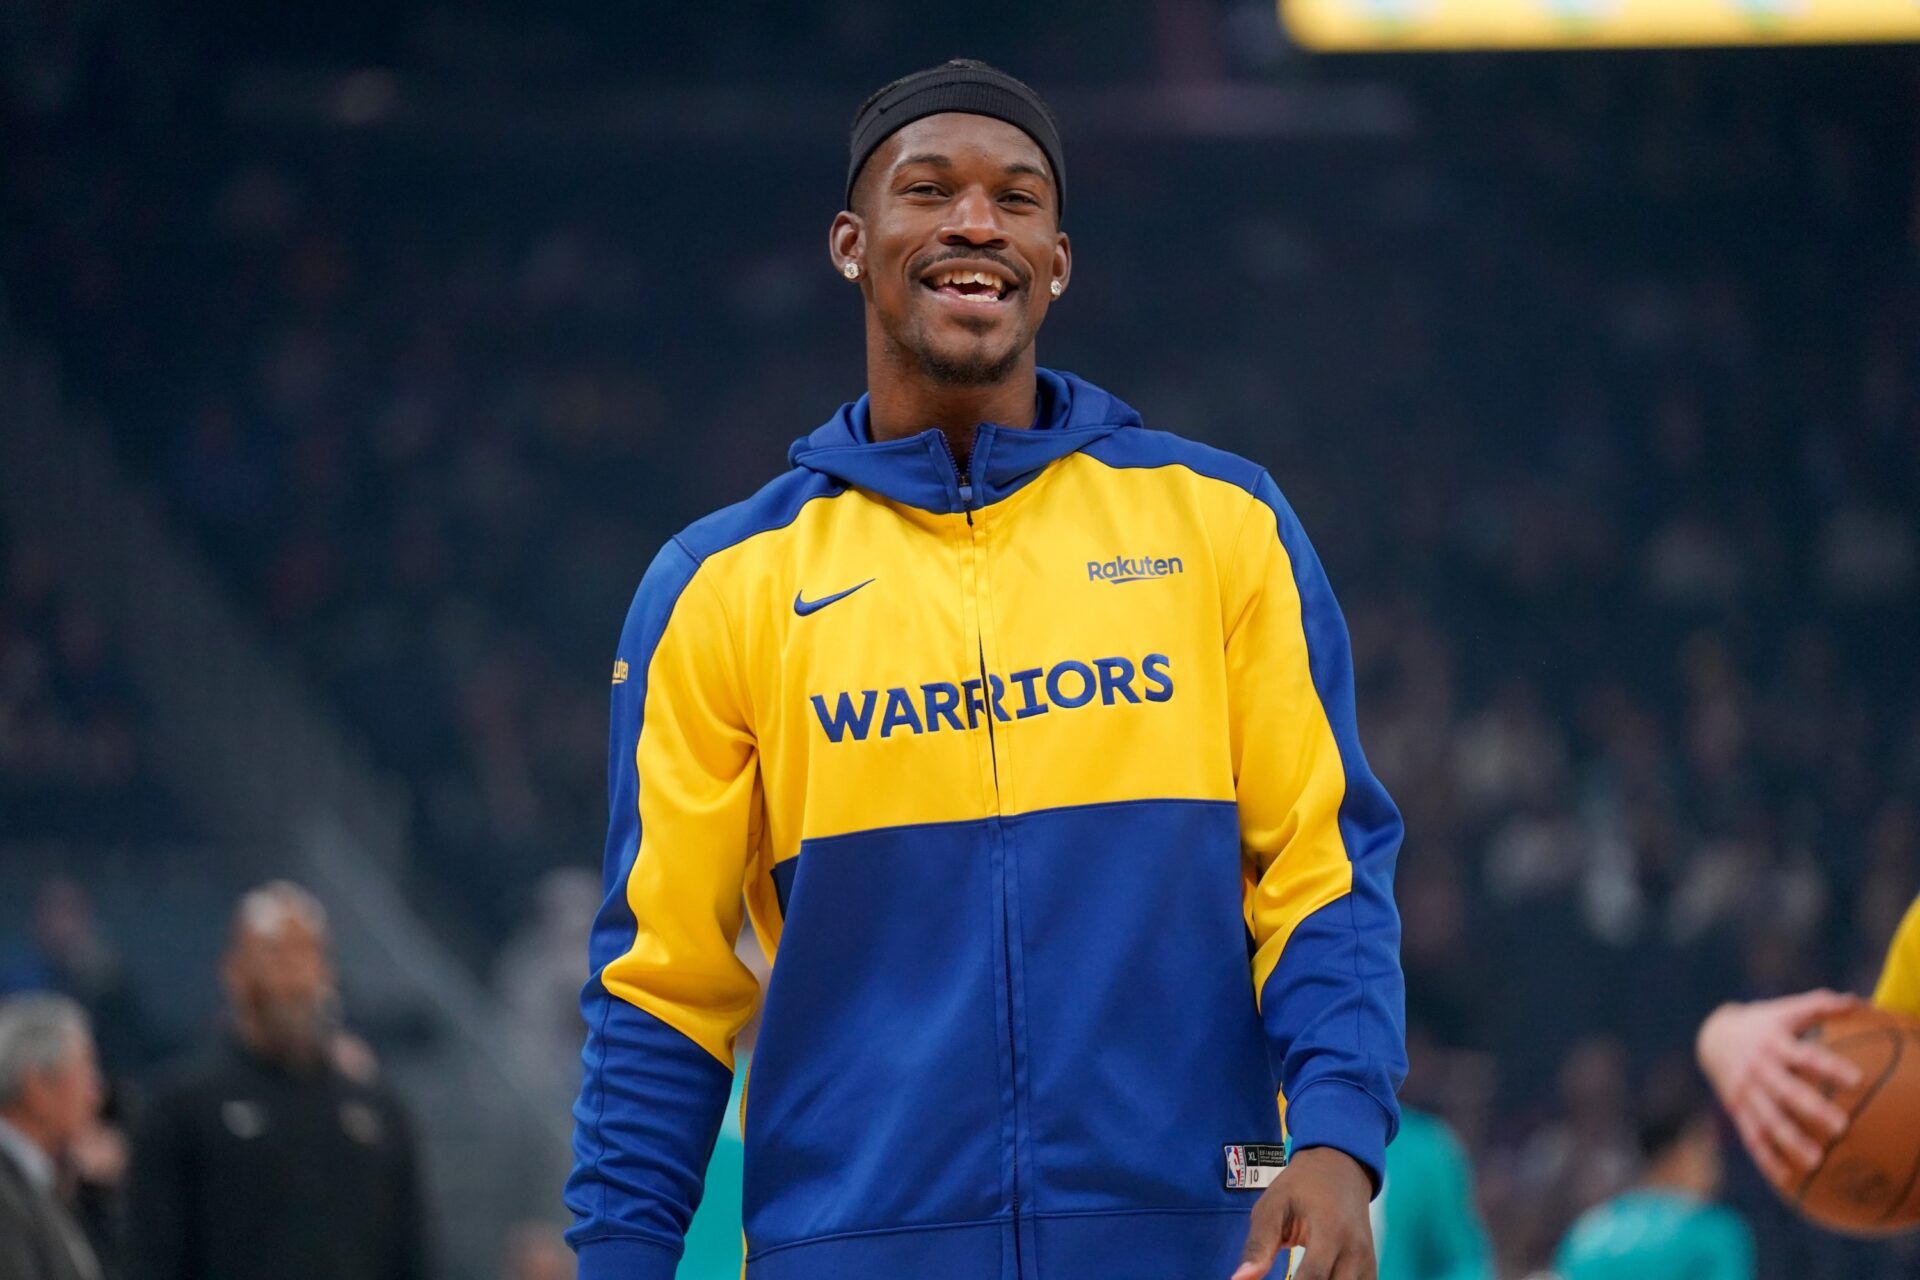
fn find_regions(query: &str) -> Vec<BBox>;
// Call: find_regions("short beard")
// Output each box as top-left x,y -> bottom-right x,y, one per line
247,991 -> 341,1067
878,304 -> 1032,389
916,340 -> 1026,387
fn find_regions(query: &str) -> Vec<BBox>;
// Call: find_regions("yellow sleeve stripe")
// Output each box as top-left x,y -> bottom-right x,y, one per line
601,568 -> 762,1069
1235,493 -> 1356,1009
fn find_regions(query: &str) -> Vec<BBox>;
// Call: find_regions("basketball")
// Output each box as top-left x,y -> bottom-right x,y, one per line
1773,1005 -> 1920,1235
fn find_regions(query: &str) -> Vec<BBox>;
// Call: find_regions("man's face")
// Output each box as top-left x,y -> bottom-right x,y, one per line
836,113 -> 1069,387
21,1026 -> 103,1151
224,915 -> 337,1060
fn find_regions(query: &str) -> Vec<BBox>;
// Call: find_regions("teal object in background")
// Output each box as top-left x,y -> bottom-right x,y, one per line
1555,1189 -> 1754,1280
680,1062 -> 748,1279
1372,1108 -> 1494,1280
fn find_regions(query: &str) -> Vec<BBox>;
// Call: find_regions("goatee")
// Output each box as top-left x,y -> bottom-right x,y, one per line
917,343 -> 1024,387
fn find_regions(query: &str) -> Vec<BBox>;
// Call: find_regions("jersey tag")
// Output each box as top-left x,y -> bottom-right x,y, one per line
1224,1143 -> 1288,1189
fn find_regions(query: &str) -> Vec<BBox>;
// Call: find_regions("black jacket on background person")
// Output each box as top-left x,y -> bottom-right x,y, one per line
125,1038 -> 426,1280
0,1122 -> 101,1280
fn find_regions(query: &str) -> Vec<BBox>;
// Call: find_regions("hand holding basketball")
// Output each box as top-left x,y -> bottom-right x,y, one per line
1697,989 -> 1865,1183
1774,1004 -> 1920,1234
1703,993 -> 1920,1235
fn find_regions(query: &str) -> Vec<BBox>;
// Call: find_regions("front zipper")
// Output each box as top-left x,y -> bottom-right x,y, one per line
973,513 -> 1025,1280
938,428 -> 1024,1279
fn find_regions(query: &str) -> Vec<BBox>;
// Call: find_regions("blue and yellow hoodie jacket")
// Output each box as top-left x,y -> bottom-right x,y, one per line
567,369 -> 1406,1280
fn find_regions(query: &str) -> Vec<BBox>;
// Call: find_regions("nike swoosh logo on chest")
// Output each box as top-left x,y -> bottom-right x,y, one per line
793,578 -> 875,616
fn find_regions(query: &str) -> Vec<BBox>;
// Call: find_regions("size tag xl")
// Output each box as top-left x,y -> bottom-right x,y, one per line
1224,1143 -> 1288,1189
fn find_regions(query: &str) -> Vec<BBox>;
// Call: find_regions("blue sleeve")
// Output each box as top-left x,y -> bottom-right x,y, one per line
1252,472 -> 1407,1192
564,542 -> 738,1280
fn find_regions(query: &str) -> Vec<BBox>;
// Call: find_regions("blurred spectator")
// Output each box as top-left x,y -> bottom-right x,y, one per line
0,532 -> 174,842
0,992 -> 105,1280
1500,1039 -> 1641,1271
493,868 -> 598,1101
126,883 -> 426,1280
1554,1090 -> 1753,1280
0,881 -> 162,1077
65,1110 -> 126,1280
1375,1104 -> 1495,1280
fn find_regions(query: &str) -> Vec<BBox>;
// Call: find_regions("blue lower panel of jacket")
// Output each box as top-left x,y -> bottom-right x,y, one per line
746,1208 -> 1254,1280
746,816 -> 1009,1246
745,798 -> 1285,1273
1010,800 -> 1285,1210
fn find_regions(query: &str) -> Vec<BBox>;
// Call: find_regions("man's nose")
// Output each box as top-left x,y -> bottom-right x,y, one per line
938,187 -> 1007,246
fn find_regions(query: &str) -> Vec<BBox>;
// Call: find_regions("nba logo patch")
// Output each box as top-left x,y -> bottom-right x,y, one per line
1224,1143 -> 1288,1189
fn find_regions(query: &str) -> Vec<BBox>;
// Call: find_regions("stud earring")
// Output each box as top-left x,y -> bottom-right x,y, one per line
1049,279 -> 1062,298
843,262 -> 860,280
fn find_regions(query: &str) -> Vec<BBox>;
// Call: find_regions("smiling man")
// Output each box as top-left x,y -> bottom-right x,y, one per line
566,59 -> 1406,1280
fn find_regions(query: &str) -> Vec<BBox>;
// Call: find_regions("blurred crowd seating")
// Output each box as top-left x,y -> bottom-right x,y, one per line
0,517 -> 185,843
3,8 -> 1918,1278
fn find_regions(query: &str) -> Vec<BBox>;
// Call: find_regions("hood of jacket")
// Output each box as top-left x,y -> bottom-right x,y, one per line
787,367 -> 1142,513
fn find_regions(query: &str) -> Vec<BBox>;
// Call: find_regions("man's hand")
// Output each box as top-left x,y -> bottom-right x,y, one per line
1696,989 -> 1865,1184
1231,1146 -> 1375,1280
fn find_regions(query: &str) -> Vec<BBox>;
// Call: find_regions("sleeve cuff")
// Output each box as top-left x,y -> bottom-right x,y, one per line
1285,1079 -> 1396,1197
575,1236 -> 683,1280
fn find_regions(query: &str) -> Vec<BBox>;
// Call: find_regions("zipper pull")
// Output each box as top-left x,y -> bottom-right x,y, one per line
958,481 -> 974,509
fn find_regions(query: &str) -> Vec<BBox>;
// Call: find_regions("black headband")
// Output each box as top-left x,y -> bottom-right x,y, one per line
847,64 -> 1065,218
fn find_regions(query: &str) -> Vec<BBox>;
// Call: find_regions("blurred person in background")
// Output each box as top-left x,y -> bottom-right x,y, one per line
0,880 -> 162,1077
495,867 -> 600,1102
126,882 -> 426,1280
1504,1038 -> 1640,1269
1372,1108 -> 1491,1280
0,992 -> 104,1280
1552,1090 -> 1753,1280
1372,1027 -> 1492,1280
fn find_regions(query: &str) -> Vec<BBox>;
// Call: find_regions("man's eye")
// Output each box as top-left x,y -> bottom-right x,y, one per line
1002,192 -> 1039,205
905,183 -> 943,196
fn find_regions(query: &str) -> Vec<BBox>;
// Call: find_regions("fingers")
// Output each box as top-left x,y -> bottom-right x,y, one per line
1780,988 -> 1864,1030
1230,1250 -> 1280,1280
1733,1107 -> 1795,1187
1339,1248 -> 1379,1280
1746,1078 -> 1828,1169
1238,1153 -> 1374,1280
1232,1207 -> 1286,1280
1764,1060 -> 1852,1139
1326,1241 -> 1377,1280
1784,1038 -> 1865,1091
1290,1244 -> 1331,1280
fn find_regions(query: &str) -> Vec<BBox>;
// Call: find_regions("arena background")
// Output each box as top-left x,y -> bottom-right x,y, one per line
2,2 -> 1917,1277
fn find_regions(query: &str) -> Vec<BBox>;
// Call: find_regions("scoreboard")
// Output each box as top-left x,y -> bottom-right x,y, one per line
1280,0 -> 1920,49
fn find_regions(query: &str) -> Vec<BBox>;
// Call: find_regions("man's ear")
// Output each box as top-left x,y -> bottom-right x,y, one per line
828,211 -> 864,279
1051,231 -> 1071,298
